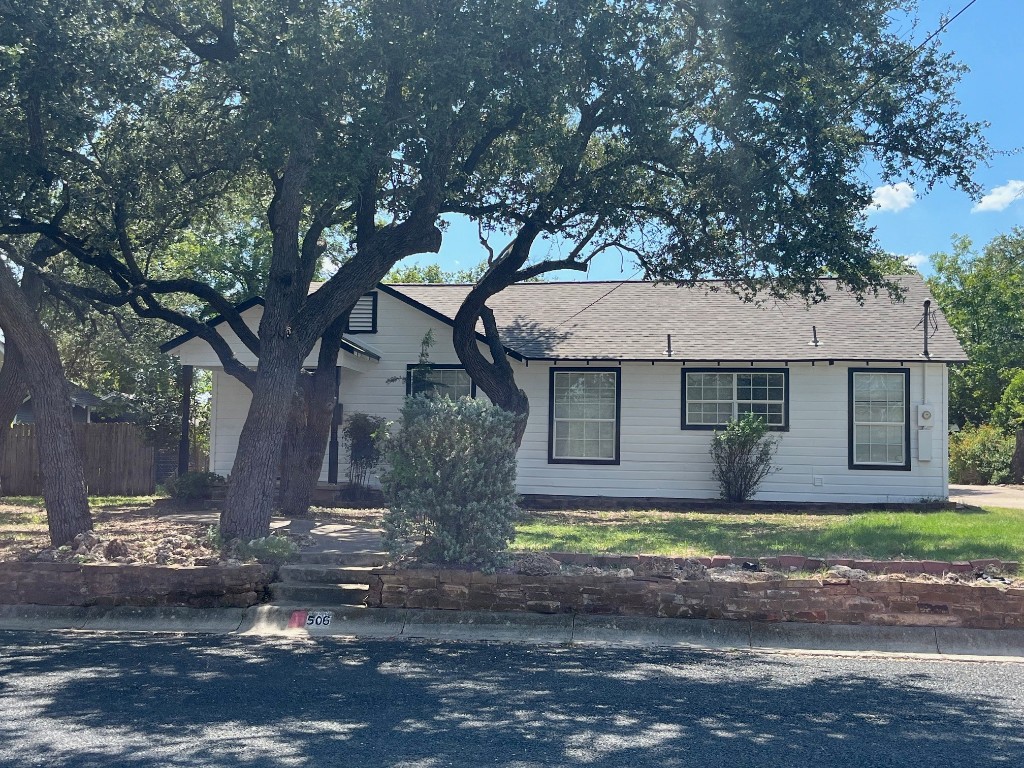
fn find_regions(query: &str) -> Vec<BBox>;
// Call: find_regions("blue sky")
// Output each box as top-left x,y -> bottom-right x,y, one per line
411,0 -> 1023,281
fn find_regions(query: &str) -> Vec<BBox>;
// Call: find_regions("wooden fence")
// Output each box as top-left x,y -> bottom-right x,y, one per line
1,423 -> 155,496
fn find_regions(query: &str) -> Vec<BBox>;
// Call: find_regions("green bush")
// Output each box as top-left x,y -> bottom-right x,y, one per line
949,424 -> 1014,484
380,395 -> 519,567
710,414 -> 779,502
993,369 -> 1024,432
235,535 -> 299,565
165,471 -> 225,501
342,412 -> 388,491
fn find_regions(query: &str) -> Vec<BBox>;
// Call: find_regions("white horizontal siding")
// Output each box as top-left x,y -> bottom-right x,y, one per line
198,291 -> 951,503
515,361 -> 948,503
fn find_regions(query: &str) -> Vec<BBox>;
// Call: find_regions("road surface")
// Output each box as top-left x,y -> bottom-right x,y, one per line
0,632 -> 1021,767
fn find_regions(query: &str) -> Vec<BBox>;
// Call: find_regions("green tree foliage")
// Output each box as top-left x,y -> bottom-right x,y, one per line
710,414 -> 779,502
928,230 -> 1024,427
949,424 -> 1015,486
993,370 -> 1024,433
385,263 -> 479,284
380,396 -> 519,566
0,0 -> 990,538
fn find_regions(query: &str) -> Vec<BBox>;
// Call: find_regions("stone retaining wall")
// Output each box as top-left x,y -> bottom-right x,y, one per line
0,562 -> 275,608
368,569 -> 1024,629
552,553 -> 1019,576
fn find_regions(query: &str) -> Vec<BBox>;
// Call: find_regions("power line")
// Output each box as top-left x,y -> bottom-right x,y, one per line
848,0 -> 981,110
554,269 -> 642,328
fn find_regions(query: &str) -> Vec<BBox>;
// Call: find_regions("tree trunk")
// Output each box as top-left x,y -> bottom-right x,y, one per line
0,340 -> 27,496
217,132 -> 441,538
452,229 -> 540,448
219,340 -> 303,540
1010,428 -> 1024,485
0,261 -> 91,545
278,315 -> 346,518
277,377 -> 334,517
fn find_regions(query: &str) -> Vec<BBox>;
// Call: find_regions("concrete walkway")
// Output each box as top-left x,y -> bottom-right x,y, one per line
950,484 -> 1024,509
273,518 -> 384,556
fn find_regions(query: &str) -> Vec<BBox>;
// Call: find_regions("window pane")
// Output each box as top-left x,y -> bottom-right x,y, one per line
686,370 -> 785,427
852,373 -> 906,465
411,367 -> 472,399
552,371 -> 617,460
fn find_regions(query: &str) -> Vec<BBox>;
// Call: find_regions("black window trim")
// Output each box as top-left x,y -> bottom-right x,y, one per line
345,291 -> 378,334
848,367 -> 912,472
680,367 -> 790,432
405,363 -> 477,398
547,366 -> 622,466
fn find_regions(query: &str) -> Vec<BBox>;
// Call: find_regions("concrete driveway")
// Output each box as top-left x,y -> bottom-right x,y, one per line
950,484 -> 1024,509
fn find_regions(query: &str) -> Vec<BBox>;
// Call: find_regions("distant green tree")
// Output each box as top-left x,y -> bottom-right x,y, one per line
385,261 -> 498,284
928,230 -> 1024,427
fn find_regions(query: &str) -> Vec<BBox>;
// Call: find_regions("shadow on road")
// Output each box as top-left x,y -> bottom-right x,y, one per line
0,633 -> 1021,767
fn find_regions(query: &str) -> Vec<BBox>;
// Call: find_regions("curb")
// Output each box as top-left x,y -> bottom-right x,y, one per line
2,604 -> 1024,661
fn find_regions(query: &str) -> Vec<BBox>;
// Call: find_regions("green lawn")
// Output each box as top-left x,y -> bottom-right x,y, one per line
513,507 -> 1024,562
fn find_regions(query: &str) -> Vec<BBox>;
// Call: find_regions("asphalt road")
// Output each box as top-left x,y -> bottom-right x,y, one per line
0,632 -> 1021,767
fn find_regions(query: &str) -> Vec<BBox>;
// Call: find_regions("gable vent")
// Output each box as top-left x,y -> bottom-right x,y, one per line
346,292 -> 378,334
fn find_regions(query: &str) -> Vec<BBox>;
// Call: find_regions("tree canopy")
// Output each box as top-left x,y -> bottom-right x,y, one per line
929,230 -> 1024,427
0,0 -> 991,535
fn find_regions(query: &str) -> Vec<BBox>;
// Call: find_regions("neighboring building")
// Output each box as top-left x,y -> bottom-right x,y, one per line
163,275 -> 965,504
15,384 -> 111,424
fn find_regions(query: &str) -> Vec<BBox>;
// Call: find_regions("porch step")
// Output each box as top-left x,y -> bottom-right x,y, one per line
296,551 -> 387,567
278,564 -> 379,584
269,582 -> 369,606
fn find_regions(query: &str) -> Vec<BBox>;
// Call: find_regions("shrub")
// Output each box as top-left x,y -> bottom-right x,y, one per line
342,412 -> 388,492
235,535 -> 299,565
380,395 -> 519,566
949,423 -> 1014,484
165,471 -> 225,501
710,414 -> 779,502
993,369 -> 1024,433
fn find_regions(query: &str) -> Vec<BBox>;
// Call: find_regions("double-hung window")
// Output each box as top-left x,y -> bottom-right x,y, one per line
682,369 -> 789,429
406,364 -> 475,399
849,369 -> 910,470
549,368 -> 620,464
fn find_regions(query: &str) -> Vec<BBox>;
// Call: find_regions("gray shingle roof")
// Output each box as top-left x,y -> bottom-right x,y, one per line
388,274 -> 966,362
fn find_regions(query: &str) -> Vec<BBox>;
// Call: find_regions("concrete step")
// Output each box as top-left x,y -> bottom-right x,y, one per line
278,564 -> 379,584
297,551 -> 387,567
269,582 -> 369,606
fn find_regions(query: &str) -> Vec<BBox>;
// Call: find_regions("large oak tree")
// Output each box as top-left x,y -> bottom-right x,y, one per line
1,0 -> 988,537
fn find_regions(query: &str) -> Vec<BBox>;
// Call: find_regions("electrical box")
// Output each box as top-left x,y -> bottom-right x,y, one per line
918,431 -> 933,461
917,404 -> 935,428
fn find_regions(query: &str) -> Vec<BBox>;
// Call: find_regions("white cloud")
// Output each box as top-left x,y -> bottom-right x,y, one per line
887,252 -> 927,272
972,180 -> 1024,213
868,182 -> 916,214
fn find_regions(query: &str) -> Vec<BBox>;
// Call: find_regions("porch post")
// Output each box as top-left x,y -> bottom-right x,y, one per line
177,365 -> 193,476
327,366 -> 341,484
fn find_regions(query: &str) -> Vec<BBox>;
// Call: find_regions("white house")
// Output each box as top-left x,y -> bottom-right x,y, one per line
163,274 -> 966,504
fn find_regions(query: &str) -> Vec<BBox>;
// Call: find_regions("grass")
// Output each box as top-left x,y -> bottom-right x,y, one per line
1,495 -> 164,510
513,507 -> 1024,562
